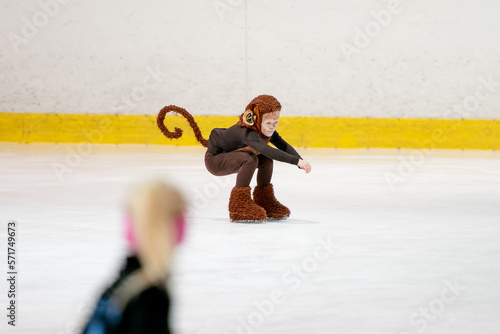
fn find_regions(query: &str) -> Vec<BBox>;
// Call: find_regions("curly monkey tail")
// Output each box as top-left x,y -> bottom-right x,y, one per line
157,105 -> 208,147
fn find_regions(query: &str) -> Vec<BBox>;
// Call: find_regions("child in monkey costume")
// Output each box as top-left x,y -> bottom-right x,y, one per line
157,94 -> 311,222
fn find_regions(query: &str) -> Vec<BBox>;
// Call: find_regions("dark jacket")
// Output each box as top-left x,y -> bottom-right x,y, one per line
207,124 -> 301,165
82,256 -> 170,334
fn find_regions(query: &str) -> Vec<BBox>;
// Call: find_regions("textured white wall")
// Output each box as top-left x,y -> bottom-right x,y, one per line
1,0 -> 499,118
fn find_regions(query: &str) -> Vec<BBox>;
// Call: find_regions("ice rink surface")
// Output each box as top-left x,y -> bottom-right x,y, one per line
1,143 -> 500,334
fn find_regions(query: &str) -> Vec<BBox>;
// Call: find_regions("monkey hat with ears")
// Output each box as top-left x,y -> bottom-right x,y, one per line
237,94 -> 282,141
157,94 -> 304,222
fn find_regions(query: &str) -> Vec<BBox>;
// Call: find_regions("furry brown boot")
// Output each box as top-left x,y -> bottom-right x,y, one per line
229,186 -> 267,222
253,184 -> 290,220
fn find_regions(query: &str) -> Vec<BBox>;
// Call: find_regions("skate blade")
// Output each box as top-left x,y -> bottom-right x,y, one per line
231,217 -> 289,223
266,216 -> 289,222
230,219 -> 265,224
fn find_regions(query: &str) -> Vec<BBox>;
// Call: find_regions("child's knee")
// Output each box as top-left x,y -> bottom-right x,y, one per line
241,153 -> 259,168
258,156 -> 273,168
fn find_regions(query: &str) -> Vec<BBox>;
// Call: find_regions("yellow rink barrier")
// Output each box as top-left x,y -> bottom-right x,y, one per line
0,112 -> 498,150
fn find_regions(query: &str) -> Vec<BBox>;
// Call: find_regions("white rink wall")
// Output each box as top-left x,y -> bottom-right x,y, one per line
1,0 -> 499,118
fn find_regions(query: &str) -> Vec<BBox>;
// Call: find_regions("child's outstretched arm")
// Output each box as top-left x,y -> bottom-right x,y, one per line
270,131 -> 311,173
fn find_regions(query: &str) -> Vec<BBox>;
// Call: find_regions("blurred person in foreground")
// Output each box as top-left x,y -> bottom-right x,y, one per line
81,179 -> 187,334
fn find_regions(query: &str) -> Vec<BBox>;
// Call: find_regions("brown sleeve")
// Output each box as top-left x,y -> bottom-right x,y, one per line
270,131 -> 302,159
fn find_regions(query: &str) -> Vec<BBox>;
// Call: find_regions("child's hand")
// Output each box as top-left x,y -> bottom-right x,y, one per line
298,159 -> 312,173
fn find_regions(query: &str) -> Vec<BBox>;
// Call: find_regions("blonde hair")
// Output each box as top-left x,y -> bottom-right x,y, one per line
127,179 -> 186,283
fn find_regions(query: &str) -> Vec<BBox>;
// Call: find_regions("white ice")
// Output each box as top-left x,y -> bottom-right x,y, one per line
1,143 -> 499,334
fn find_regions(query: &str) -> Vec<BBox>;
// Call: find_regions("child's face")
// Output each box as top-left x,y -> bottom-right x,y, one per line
261,111 -> 280,137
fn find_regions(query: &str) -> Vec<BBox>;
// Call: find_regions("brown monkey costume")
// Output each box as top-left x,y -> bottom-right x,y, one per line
157,95 -> 302,222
